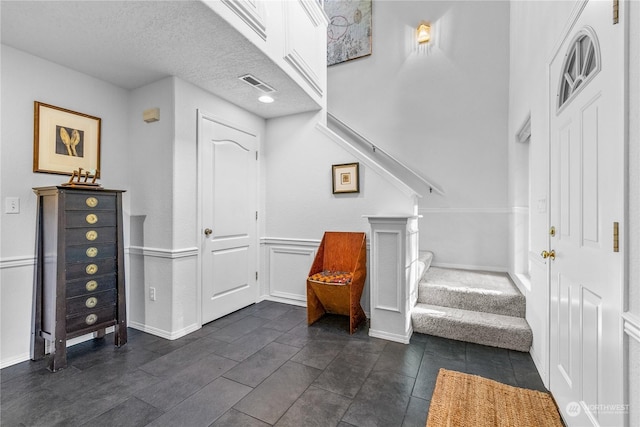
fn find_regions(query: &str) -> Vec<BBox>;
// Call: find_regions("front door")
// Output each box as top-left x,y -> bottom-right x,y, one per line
199,112 -> 258,324
548,1 -> 625,425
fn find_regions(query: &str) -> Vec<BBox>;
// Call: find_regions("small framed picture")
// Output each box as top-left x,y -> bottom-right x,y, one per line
332,162 -> 360,194
33,101 -> 101,176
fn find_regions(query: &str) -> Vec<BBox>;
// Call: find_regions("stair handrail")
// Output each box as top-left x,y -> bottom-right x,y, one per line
327,112 -> 444,195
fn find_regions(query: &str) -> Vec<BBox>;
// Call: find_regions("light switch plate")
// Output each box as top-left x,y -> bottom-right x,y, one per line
537,197 -> 547,214
5,197 -> 20,214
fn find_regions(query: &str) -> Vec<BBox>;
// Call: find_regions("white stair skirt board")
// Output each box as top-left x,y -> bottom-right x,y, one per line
416,251 -> 434,281
412,267 -> 533,352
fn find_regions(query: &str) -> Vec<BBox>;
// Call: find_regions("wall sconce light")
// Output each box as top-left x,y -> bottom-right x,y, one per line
143,108 -> 160,123
417,23 -> 431,44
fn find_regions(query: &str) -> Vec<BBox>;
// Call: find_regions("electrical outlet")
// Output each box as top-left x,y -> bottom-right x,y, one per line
5,197 -> 20,214
149,287 -> 156,301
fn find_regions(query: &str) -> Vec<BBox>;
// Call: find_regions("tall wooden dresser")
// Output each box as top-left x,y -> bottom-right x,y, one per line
31,186 -> 127,372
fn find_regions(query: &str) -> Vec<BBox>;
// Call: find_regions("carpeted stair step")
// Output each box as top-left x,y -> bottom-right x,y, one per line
418,267 -> 525,318
412,303 -> 533,352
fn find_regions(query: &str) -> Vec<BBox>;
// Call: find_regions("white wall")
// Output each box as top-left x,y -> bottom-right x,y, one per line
0,45 -> 131,367
127,77 -> 176,336
327,0 -> 510,271
262,111 -> 416,307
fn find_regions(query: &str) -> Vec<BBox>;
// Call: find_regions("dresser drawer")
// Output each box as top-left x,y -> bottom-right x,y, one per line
65,211 -> 117,228
66,258 -> 116,281
66,274 -> 117,298
65,193 -> 117,211
66,227 -> 117,245
66,306 -> 116,333
66,242 -> 116,263
67,289 -> 116,315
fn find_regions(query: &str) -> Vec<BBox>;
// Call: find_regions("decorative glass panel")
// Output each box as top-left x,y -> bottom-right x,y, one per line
558,28 -> 601,111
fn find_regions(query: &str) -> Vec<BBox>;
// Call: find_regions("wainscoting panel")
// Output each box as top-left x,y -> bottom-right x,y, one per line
264,239 -> 318,305
282,0 -> 324,96
1,259 -> 35,368
127,246 -> 199,339
261,238 -> 371,314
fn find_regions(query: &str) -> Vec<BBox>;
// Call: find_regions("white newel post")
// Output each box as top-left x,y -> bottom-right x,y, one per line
364,215 -> 420,344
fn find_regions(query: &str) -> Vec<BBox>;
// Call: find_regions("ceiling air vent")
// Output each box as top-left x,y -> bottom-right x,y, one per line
239,74 -> 276,94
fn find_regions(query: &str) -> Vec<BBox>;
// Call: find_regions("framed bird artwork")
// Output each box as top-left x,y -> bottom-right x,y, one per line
33,101 -> 101,177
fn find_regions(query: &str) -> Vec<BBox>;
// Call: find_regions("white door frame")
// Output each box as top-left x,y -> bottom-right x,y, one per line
196,109 -> 261,327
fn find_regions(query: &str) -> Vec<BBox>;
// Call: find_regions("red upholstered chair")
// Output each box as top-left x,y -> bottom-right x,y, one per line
306,232 -> 367,334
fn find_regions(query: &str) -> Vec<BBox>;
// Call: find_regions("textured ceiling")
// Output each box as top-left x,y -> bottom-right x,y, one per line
0,0 -> 321,119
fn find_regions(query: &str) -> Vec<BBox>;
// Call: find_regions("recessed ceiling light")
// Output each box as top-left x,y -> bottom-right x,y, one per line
258,95 -> 275,104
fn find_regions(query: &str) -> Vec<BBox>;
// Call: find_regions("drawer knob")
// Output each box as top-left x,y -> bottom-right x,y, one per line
86,247 -> 98,257
85,297 -> 98,308
86,214 -> 98,224
86,197 -> 99,208
86,230 -> 98,241
86,280 -> 98,292
85,314 -> 98,325
86,264 -> 98,275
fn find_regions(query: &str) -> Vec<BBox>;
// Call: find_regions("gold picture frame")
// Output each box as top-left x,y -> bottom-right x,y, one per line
332,162 -> 360,194
33,101 -> 101,177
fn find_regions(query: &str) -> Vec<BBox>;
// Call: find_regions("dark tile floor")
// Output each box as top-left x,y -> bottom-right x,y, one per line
1,301 -> 547,426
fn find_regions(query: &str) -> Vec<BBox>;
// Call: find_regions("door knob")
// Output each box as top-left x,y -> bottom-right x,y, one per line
204,228 -> 213,236
541,250 -> 555,260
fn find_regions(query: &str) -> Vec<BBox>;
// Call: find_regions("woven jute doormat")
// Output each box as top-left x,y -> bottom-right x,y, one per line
426,369 -> 564,427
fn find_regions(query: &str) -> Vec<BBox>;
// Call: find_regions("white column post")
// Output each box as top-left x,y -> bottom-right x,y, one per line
364,215 -> 420,344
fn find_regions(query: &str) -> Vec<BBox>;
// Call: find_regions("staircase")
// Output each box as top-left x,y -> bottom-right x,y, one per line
411,265 -> 533,352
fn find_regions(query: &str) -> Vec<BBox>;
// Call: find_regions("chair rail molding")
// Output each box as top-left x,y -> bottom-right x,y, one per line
0,255 -> 36,269
128,246 -> 198,259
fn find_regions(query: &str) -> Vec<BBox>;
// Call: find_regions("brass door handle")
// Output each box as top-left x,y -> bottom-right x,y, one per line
541,250 -> 555,260
204,228 -> 213,236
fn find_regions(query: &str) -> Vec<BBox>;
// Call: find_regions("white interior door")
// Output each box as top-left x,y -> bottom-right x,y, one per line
548,1 -> 625,425
200,113 -> 258,324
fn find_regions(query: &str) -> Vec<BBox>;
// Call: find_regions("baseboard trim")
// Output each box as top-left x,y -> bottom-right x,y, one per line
0,327 -> 116,369
529,344 -> 549,388
431,262 -> 508,273
128,321 -> 200,340
0,352 -> 31,369
369,327 -> 412,344
262,295 -> 307,308
509,272 -> 532,294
